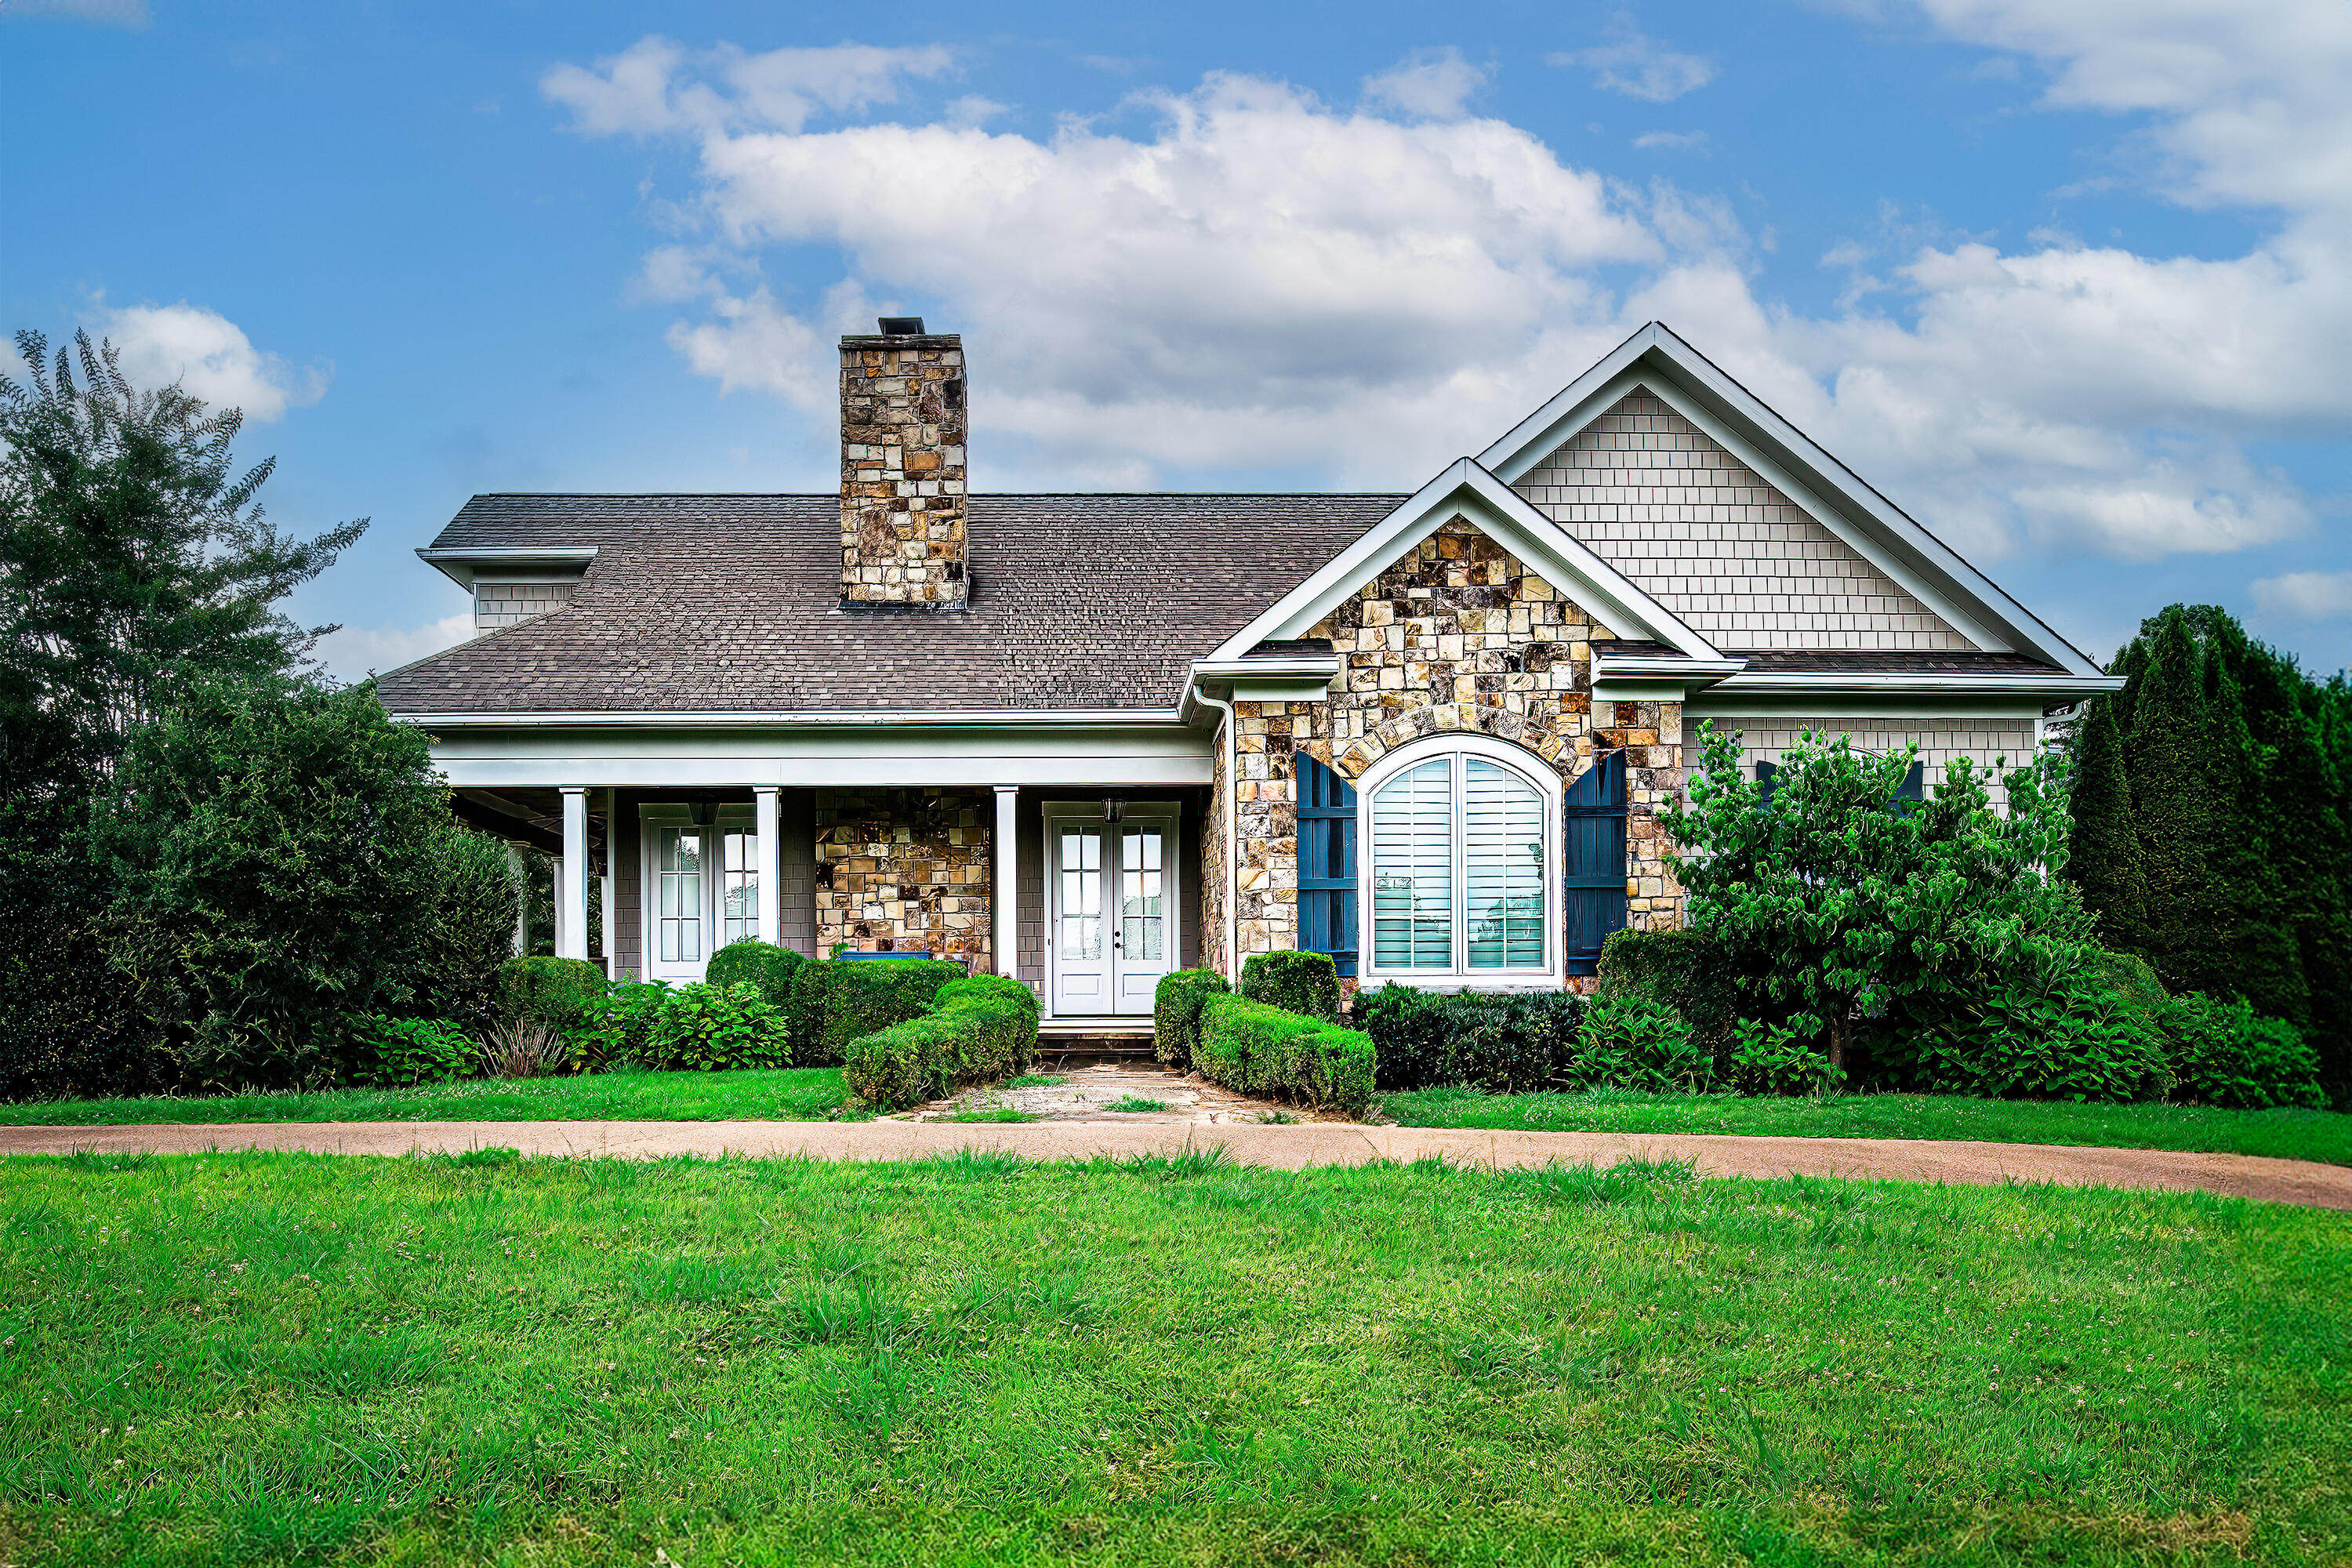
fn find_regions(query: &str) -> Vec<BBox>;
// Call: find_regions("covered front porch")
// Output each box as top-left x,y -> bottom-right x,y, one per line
426,716 -> 1213,1025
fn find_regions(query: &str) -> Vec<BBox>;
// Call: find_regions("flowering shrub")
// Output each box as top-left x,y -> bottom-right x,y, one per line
568,982 -> 671,1071
345,1015 -> 472,1087
1725,1018 -> 1842,1096
644,982 -> 791,1072
1562,993 -> 1712,1091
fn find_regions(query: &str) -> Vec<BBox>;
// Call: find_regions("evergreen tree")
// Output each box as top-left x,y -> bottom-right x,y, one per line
2198,627 -> 2307,1022
2067,695 -> 2144,948
2122,608 -> 2222,993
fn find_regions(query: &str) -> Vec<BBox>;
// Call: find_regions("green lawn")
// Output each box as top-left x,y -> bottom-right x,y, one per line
1380,1085 -> 2352,1167
0,1066 -> 858,1126
4,1150 -> 2347,1565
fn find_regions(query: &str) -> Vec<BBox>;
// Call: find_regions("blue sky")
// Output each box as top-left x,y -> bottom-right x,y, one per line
5,0 -> 2348,677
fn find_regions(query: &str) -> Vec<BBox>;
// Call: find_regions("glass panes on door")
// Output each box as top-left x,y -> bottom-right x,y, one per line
1465,758 -> 1544,968
720,829 -> 758,946
1370,758 -> 1454,968
657,826 -> 706,964
1059,829 -> 1102,960
1120,829 -> 1163,962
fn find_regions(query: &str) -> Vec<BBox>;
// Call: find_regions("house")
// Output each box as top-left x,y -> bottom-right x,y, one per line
377,320 -> 2121,1036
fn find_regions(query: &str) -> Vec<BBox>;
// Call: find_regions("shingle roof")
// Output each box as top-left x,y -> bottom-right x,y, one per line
374,493 -> 1403,714
1733,650 -> 2066,675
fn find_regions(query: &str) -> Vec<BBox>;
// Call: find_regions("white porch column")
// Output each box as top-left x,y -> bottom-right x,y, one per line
753,786 -> 783,946
558,787 -> 590,962
993,786 -> 1019,979
506,844 -> 528,956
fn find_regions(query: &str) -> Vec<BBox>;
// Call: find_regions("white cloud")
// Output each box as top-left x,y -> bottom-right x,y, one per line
93,301 -> 328,422
317,612 -> 473,681
1550,26 -> 1716,103
543,38 -> 952,136
2253,570 -> 2352,620
551,9 -> 2352,561
1633,129 -> 1708,150
1363,47 -> 1486,120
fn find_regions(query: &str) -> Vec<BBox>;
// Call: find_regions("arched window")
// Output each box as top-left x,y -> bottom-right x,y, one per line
1360,739 -> 1558,984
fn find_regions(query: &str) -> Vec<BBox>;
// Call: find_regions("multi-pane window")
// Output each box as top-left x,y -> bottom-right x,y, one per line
721,830 -> 758,946
1120,829 -> 1163,962
656,826 -> 706,965
1059,829 -> 1102,960
1367,747 -> 1552,978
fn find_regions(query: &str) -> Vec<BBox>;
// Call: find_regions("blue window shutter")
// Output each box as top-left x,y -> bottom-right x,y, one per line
1894,760 -> 1926,802
1296,756 -> 1358,977
1755,759 -> 1777,807
1563,751 -> 1628,975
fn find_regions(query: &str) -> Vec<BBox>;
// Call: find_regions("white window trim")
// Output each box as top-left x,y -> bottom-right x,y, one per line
1356,734 -> 1563,991
638,802 -> 757,982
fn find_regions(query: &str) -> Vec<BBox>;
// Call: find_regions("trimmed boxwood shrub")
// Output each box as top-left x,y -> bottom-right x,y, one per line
499,956 -> 609,1033
568,981 -> 671,1071
1564,993 -> 1714,1091
844,974 -> 1040,1110
1195,994 -> 1375,1115
706,940 -> 807,1009
1239,950 -> 1341,1022
643,982 -> 792,1071
345,1015 -> 473,1087
1153,968 -> 1229,1066
791,958 -> 966,1065
1595,927 -> 1740,1055
2160,993 -> 2325,1109
1352,984 -> 1584,1092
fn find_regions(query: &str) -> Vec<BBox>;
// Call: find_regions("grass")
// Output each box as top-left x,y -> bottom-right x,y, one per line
0,1067 -> 861,1126
1378,1085 -> 2352,1166
1001,1074 -> 1064,1090
1107,1096 -> 1170,1114
4,1150 -> 2347,1566
940,1109 -> 1039,1124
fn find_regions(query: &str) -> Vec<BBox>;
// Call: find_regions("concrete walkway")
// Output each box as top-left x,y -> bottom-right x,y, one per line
3,1119 -> 2347,1210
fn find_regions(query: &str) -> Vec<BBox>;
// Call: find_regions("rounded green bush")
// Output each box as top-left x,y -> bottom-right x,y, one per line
499,956 -> 609,1033
706,940 -> 806,1007
2160,992 -> 2325,1109
1239,950 -> 1341,1022
1152,968 -> 1229,1067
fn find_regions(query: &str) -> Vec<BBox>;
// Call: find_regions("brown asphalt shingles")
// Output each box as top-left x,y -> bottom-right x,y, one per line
5,1121 -> 2346,1210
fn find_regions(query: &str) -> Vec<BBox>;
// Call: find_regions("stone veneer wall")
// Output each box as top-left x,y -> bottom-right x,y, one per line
1211,517 -> 1685,987
838,335 -> 969,606
812,787 -> 990,964
1514,391 -> 1971,652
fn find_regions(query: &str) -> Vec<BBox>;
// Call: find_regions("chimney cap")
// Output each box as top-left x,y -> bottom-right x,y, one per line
877,316 -> 926,336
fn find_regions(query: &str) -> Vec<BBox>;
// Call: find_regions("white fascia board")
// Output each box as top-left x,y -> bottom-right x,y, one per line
391,707 -> 1185,729
414,546 -> 598,591
1181,655 -> 1343,718
1588,651 -> 1744,706
1203,458 -> 1724,664
1476,322 -> 2110,677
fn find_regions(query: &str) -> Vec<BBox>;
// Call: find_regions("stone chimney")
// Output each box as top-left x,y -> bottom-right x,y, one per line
839,318 -> 967,608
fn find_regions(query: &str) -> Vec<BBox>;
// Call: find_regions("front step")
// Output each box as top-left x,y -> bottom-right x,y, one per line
1038,1018 -> 1156,1063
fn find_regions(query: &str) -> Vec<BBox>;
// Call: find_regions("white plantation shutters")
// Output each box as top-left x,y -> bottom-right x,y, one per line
1465,759 -> 1544,969
1367,746 -> 1554,978
1370,758 -> 1454,969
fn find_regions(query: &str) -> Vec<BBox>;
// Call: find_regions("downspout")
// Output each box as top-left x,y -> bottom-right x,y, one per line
1195,685 -> 1241,982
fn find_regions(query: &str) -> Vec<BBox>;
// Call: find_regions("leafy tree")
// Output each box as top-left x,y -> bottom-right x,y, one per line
1,328 -> 365,794
1663,723 -> 2088,1074
92,673 -> 511,1089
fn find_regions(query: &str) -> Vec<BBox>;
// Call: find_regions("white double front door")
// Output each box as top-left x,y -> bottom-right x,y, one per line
1049,811 -> 1178,1015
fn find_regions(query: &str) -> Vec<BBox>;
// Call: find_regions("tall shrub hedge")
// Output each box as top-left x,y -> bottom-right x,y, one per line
1194,994 -> 1374,1115
844,974 -> 1040,1111
1595,928 -> 1740,1055
500,956 -> 609,1033
793,958 -> 966,1065
1238,950 -> 1341,1022
706,940 -> 805,1009
1153,968 -> 1229,1066
1352,984 -> 1582,1092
